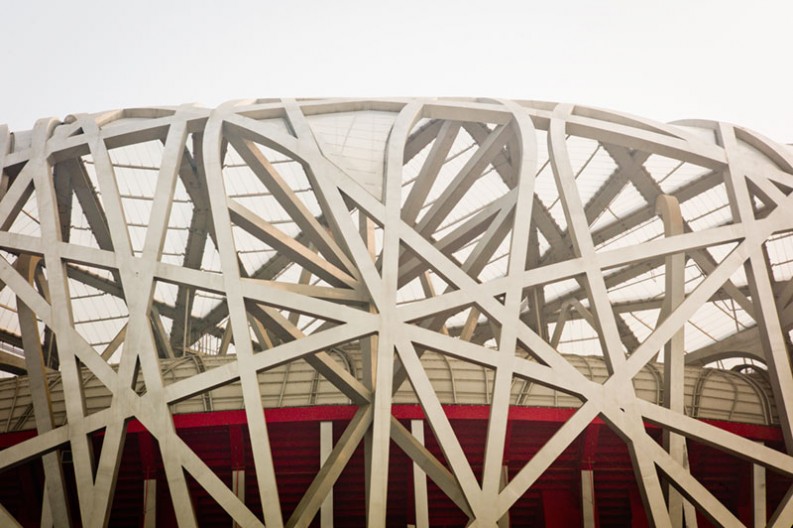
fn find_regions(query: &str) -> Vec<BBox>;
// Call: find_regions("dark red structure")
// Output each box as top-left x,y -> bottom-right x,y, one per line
0,405 -> 787,527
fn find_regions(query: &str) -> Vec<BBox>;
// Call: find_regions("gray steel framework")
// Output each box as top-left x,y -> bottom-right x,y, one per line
0,98 -> 792,526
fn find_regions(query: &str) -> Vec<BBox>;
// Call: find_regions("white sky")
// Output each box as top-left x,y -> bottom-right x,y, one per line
1,0 -> 791,143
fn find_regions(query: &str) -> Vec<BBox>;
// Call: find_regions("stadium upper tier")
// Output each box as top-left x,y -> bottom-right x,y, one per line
0,351 -> 778,432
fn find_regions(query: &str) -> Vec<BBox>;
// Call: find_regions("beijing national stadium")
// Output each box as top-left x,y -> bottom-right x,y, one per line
0,97 -> 792,527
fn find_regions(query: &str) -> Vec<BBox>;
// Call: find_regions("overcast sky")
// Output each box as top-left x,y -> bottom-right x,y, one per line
1,1 -> 791,142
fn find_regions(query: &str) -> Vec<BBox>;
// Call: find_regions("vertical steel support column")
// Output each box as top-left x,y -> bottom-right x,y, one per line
581,469 -> 597,528
753,454 -> 766,528
411,420 -> 429,528
142,479 -> 157,528
231,471 -> 245,528
230,425 -> 246,528
139,432 -> 158,528
320,421 -> 334,528
497,466 -> 510,528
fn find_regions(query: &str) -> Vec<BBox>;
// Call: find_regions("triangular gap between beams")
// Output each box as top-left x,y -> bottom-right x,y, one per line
105,139 -> 166,256
390,415 -> 472,525
225,134 -> 356,278
404,298 -> 504,351
395,338 -> 495,488
685,240 -> 742,293
175,281 -> 229,359
0,160 -> 36,236
243,298 -> 342,354
401,119 -> 464,223
65,261 -> 129,357
227,197 -> 359,292
6,184 -> 40,238
681,240 -> 757,340
535,272 -> 617,360
157,171 -> 194,267
744,172 -> 790,219
396,238 -> 461,300
259,335 -> 366,406
681,435 -> 792,524
52,158 -> 113,252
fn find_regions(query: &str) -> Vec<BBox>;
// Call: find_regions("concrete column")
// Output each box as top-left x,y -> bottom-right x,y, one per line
411,420 -> 429,528
753,460 -> 766,528
137,432 -> 159,528
143,479 -> 157,528
497,465 -> 510,528
230,425 -> 246,528
320,421 -> 334,528
231,469 -> 245,528
581,469 -> 596,528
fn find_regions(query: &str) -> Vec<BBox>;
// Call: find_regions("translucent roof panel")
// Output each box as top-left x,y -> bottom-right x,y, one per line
0,99 -> 791,377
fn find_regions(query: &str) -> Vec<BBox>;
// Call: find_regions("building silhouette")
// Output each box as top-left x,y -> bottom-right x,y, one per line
0,98 -> 792,526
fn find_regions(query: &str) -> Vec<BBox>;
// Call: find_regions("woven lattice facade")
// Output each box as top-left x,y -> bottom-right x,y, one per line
1,98 -> 793,526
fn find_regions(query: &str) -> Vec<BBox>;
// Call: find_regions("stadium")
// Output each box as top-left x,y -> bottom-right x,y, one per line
0,97 -> 792,527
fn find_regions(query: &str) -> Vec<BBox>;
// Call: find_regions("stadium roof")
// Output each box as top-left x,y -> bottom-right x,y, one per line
0,99 -> 791,372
